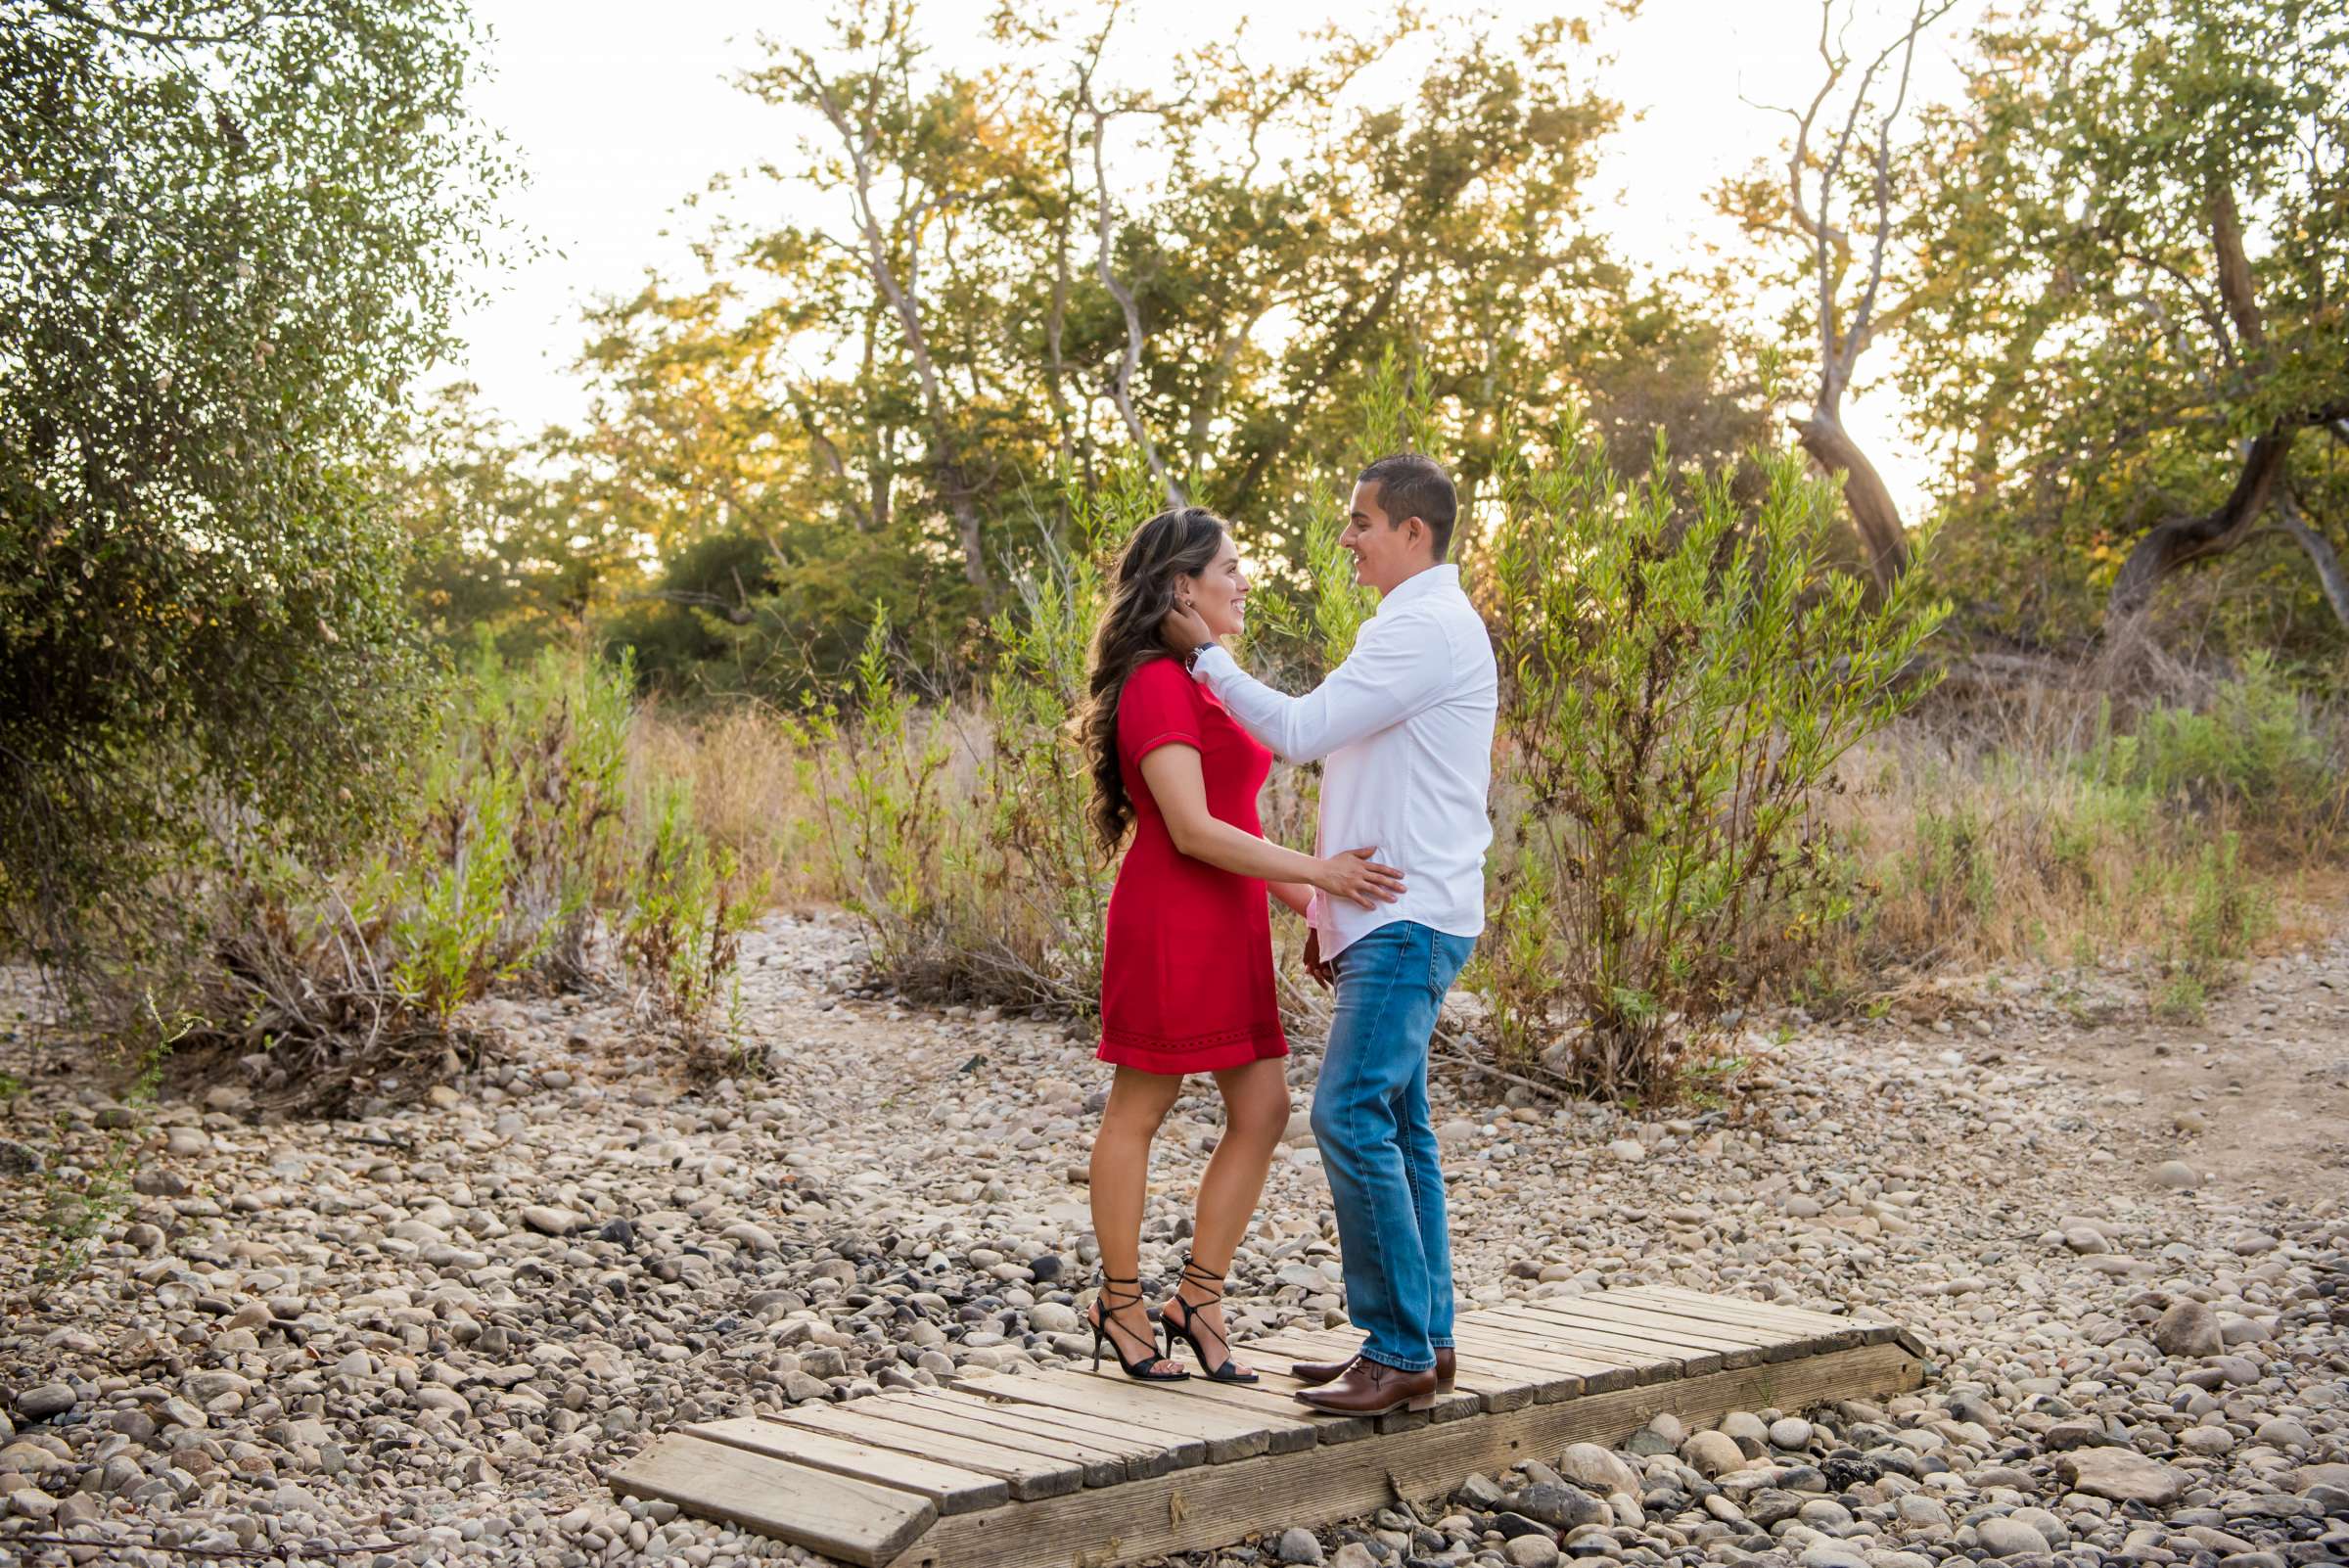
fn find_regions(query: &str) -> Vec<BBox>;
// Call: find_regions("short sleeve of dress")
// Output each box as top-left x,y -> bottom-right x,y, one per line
1117,658 -> 1203,765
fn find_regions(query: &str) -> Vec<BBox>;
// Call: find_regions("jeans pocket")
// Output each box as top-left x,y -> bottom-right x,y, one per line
1427,933 -> 1473,1000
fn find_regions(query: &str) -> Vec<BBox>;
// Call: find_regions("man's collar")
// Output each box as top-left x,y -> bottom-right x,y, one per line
1378,562 -> 1457,610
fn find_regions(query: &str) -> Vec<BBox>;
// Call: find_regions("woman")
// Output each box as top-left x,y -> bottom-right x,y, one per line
1082,506 -> 1405,1382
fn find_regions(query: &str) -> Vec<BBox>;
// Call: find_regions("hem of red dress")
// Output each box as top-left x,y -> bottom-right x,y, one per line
1096,1033 -> 1289,1076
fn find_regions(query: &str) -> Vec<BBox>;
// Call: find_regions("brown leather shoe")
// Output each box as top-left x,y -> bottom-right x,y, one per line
1292,1357 -> 1439,1415
1291,1346 -> 1454,1392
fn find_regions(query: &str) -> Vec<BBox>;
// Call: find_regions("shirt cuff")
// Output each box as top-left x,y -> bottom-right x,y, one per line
1190,643 -> 1240,686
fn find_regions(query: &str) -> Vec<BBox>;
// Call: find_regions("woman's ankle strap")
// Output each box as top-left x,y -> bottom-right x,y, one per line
1178,1255 -> 1227,1294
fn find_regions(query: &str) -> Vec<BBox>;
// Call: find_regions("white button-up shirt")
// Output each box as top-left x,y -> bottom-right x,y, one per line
1191,563 -> 1497,959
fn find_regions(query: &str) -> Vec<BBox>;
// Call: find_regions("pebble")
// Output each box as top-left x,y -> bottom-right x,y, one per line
0,911 -> 2340,1568
1681,1430 -> 1746,1477
1977,1514 -> 2049,1555
1274,1524 -> 1324,1563
11,1384 -> 74,1422
1557,1441 -> 1637,1495
1503,1534 -> 1562,1567
2059,1448 -> 2189,1505
1511,1481 -> 1606,1532
2152,1298 -> 2224,1357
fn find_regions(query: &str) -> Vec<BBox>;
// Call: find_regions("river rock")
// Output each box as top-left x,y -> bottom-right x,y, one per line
1681,1429 -> 1746,1477
1976,1514 -> 2049,1556
2058,1448 -> 2188,1505
12,1384 -> 74,1421
2152,1299 -> 2223,1358
1274,1525 -> 1324,1563
1557,1442 -> 1638,1495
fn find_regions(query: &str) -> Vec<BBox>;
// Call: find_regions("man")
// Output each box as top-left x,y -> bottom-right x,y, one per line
1163,452 -> 1497,1417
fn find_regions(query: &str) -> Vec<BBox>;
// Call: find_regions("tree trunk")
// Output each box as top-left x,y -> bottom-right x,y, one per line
943,484 -> 990,598
1086,97 -> 1181,510
807,77 -> 995,608
2104,432 -> 2292,623
1795,405 -> 1909,592
2275,485 -> 2349,633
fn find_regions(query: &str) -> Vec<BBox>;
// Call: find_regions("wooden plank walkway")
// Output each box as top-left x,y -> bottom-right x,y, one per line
609,1286 -> 1925,1568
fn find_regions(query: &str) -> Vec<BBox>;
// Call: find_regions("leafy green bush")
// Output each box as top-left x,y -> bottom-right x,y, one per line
1476,422 -> 1949,1096
2087,653 -> 2340,821
374,644 -> 634,1023
389,750 -> 528,1030
795,468 -> 1131,1012
790,454 -> 1335,1014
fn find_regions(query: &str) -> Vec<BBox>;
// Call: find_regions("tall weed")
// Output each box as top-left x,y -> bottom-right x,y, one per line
1806,671 -> 2338,1011
375,642 -> 634,1017
790,466 -> 1143,1012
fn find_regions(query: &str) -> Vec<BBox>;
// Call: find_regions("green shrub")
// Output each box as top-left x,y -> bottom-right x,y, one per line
969,468 -> 1129,1008
2087,653 -> 2337,817
1475,421 -> 1949,1097
78,648 -> 754,1112
2180,832 -> 2272,969
389,749 -> 529,1029
620,777 -> 761,1038
797,466 -> 1134,1013
375,643 -> 635,1022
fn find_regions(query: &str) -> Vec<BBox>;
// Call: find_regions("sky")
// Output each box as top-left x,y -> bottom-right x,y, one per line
441,0 -> 1988,520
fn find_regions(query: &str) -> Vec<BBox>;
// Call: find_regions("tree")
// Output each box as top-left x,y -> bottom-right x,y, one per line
1723,0 -> 1958,592
1895,0 -> 2349,636
0,1 -> 511,956
397,386 -> 629,657
563,1 -> 1761,697
740,0 -> 1068,609
1181,17 -> 1641,535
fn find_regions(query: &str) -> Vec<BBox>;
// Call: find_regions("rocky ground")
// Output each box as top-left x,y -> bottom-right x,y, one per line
0,910 -> 2343,1568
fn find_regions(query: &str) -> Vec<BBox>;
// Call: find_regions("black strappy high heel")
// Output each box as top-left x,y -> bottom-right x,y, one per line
1161,1254 -> 1258,1383
1087,1274 -> 1188,1381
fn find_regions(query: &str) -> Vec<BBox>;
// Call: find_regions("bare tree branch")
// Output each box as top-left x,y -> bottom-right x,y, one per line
1770,0 -> 1952,590
1841,0 -> 1957,389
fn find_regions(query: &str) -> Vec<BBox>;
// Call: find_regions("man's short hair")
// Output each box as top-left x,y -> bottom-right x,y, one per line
1357,453 -> 1457,562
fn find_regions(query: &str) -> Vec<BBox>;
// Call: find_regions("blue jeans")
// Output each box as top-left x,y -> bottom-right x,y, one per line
1310,921 -> 1476,1373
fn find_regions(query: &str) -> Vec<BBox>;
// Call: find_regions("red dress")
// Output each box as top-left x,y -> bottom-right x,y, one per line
1097,657 -> 1289,1074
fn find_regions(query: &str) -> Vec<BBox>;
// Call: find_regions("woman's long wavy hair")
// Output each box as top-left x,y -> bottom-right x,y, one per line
1083,507 -> 1230,850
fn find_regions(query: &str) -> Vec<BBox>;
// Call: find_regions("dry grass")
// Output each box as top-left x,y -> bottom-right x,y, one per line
629,700 -> 841,909
1793,667 -> 2347,1015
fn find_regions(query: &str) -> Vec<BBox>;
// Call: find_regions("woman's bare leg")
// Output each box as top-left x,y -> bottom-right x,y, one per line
1087,1065 -> 1186,1372
1166,1058 -> 1291,1373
